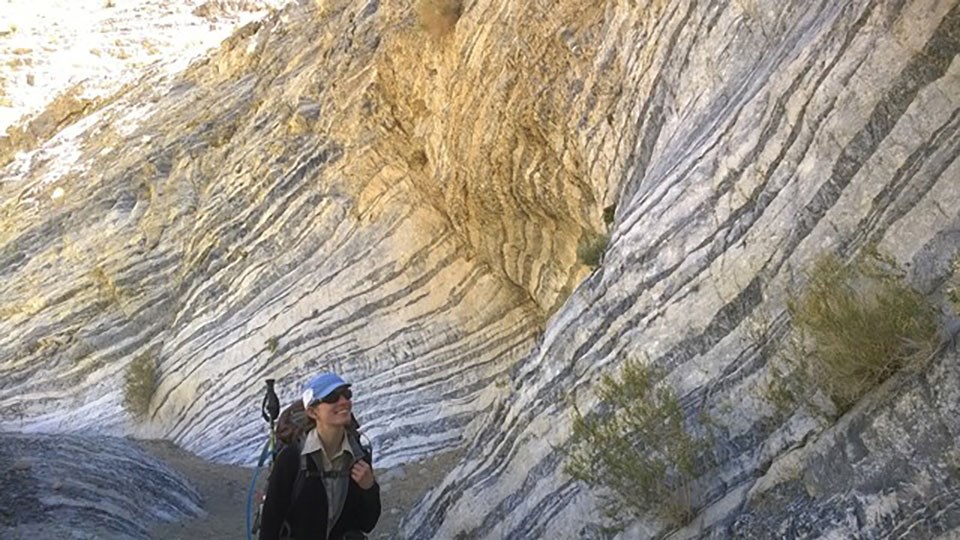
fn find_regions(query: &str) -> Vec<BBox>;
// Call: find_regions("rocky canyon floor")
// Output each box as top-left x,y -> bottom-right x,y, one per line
139,439 -> 462,540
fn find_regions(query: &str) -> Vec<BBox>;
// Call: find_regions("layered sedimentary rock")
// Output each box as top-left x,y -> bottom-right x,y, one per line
0,1 -> 549,468
401,0 -> 960,538
0,433 -> 202,539
1,0 -> 959,538
722,342 -> 960,538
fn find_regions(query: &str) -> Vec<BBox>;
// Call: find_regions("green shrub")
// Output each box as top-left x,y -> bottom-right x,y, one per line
90,264 -> 125,306
577,232 -> 609,268
416,0 -> 463,37
566,359 -> 712,528
266,336 -> 279,354
788,253 -> 938,412
123,352 -> 158,418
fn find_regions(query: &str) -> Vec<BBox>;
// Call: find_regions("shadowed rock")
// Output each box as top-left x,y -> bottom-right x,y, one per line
0,433 -> 202,539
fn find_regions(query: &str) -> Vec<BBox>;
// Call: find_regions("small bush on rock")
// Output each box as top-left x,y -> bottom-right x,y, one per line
266,335 -> 279,354
566,359 -> 713,528
788,252 -> 939,412
577,232 -> 609,268
123,352 -> 158,418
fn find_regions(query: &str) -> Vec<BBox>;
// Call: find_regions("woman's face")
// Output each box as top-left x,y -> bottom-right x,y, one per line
307,386 -> 353,428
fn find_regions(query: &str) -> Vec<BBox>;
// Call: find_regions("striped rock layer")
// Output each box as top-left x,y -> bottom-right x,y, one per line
401,0 -> 960,538
0,433 -> 202,539
0,0 -> 959,538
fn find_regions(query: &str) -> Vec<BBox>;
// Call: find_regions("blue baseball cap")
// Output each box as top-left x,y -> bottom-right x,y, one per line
302,372 -> 351,408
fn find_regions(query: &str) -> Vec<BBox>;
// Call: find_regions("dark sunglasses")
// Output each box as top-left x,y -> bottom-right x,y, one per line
317,387 -> 352,405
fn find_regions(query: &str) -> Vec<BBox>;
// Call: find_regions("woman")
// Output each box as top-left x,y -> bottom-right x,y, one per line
259,372 -> 381,540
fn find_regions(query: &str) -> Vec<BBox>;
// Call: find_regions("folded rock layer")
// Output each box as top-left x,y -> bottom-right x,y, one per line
1,0 -> 958,538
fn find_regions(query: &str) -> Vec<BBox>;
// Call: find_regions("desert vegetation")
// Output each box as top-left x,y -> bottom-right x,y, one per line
566,359 -> 713,528
266,335 -> 279,354
577,231 -> 610,268
123,351 -> 158,418
761,250 -> 944,416
785,252 -> 939,411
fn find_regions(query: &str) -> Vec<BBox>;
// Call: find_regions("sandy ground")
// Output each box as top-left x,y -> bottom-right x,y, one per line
138,439 -> 462,540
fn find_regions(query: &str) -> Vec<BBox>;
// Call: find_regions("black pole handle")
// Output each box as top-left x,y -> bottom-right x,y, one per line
261,379 -> 280,423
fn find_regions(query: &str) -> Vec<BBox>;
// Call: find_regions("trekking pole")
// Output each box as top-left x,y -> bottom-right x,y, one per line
247,378 -> 282,540
262,378 -> 280,427
262,378 -> 280,459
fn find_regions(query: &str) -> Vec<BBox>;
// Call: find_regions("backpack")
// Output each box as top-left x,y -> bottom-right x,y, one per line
276,400 -> 371,454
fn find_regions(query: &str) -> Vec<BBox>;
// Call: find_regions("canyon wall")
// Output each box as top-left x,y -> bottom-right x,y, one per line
1,0 -> 958,537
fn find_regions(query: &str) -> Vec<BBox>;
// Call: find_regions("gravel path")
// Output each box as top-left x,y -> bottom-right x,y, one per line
138,439 -> 462,540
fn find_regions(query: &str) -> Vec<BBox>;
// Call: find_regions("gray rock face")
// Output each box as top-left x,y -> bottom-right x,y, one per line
0,433 -> 202,539
0,0 -> 958,538
709,341 -> 960,539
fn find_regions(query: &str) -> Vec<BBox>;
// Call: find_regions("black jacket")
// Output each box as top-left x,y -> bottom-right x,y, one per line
259,443 -> 381,540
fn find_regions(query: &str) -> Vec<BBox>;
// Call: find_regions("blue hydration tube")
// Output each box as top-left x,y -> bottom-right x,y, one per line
248,379 -> 281,540
246,436 -> 274,540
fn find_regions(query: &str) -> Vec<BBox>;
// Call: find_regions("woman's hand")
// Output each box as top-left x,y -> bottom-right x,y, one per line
351,460 -> 376,489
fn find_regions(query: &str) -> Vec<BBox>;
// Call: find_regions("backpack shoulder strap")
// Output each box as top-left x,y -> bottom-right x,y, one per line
347,428 -> 373,466
291,429 -> 372,501
290,437 -> 322,503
